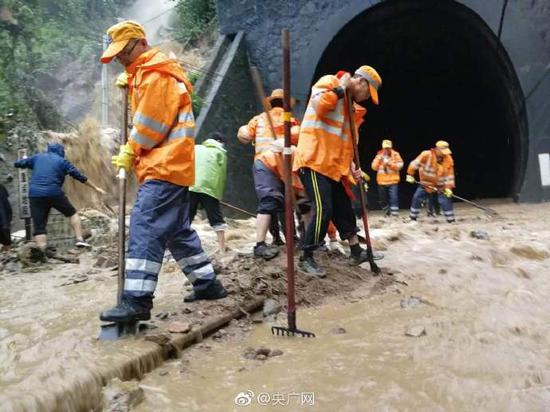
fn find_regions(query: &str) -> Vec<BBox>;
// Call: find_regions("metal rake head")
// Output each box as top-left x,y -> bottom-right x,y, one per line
271,326 -> 316,338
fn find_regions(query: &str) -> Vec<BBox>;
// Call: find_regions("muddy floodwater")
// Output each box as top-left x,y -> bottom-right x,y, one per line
1,202 -> 550,411
136,203 -> 550,412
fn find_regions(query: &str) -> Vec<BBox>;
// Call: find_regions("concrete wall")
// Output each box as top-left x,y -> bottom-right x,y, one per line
217,0 -> 550,202
195,32 -> 259,216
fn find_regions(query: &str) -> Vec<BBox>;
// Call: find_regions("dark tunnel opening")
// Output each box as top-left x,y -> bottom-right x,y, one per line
312,0 -> 527,209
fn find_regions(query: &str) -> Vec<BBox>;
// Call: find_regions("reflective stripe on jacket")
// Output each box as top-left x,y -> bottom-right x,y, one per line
293,74 -> 366,182
371,149 -> 403,185
247,107 -> 299,159
126,48 -> 195,187
407,149 -> 455,192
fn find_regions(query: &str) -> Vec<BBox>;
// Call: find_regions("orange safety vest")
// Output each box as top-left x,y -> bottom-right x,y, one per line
371,149 -> 404,185
407,149 -> 455,193
247,107 -> 299,160
126,48 -> 195,187
247,107 -> 302,192
293,74 -> 366,182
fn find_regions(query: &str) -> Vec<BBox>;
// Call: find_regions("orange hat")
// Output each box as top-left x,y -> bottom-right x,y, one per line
101,20 -> 146,64
436,140 -> 452,155
382,139 -> 392,149
266,89 -> 296,107
354,65 -> 382,105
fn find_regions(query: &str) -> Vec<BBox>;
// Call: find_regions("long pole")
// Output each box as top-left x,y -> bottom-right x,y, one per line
282,28 -> 297,330
345,92 -> 380,274
101,34 -> 109,128
117,89 -> 128,304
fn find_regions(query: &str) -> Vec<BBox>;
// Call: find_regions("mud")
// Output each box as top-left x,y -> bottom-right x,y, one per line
133,202 -> 550,412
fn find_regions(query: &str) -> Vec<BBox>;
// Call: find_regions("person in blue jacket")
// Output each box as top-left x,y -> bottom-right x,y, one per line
14,143 -> 105,251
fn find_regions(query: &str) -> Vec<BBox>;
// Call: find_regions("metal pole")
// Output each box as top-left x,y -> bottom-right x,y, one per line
101,34 -> 109,128
16,149 -> 32,241
117,89 -> 128,305
282,29 -> 297,330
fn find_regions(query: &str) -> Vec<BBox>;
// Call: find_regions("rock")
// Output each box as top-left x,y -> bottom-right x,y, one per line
255,346 -> 271,357
155,311 -> 170,320
159,370 -> 169,376
263,299 -> 282,317
510,244 -> 550,261
102,378 -> 145,412
213,329 -> 227,339
167,321 -> 191,334
243,347 -> 256,360
182,307 -> 193,314
405,325 -> 426,337
94,254 -> 117,268
256,354 -> 268,361
400,296 -> 424,309
438,269 -> 447,274
470,230 -> 490,240
16,243 -> 47,267
252,318 -> 264,324
490,248 -> 511,267
330,327 -> 347,335
4,261 -> 20,273
269,349 -> 283,357
144,334 -> 171,345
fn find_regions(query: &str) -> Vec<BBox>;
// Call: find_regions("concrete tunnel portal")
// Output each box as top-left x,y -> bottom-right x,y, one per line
312,0 -> 528,207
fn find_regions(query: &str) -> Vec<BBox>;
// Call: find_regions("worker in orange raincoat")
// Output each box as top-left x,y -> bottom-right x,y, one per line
371,139 -> 403,217
293,66 -> 384,277
237,89 -> 304,260
99,21 -> 227,324
406,140 -> 456,223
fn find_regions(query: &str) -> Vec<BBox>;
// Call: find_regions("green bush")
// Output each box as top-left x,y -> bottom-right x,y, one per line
171,0 -> 217,45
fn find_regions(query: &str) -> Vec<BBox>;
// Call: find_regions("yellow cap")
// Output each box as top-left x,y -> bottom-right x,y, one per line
436,140 -> 452,155
101,20 -> 146,64
267,89 -> 296,107
382,139 -> 392,149
354,65 -> 382,105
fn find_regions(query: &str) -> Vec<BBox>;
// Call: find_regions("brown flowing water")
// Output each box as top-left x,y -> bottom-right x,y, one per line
135,203 -> 550,412
1,202 -> 550,411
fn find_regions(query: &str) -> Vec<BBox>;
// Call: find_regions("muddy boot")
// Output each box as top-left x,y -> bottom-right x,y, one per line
254,242 -> 279,260
100,296 -> 152,322
184,279 -> 228,303
349,248 -> 384,266
298,256 -> 326,278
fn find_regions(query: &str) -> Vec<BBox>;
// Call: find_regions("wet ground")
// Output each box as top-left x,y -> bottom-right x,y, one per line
1,202 -> 550,411
135,202 -> 550,412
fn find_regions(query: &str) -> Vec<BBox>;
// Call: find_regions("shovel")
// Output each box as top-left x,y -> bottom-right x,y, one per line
269,29 -> 315,338
99,88 -> 138,340
345,91 -> 381,275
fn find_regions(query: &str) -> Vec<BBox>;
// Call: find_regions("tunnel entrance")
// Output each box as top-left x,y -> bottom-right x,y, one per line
312,0 -> 527,207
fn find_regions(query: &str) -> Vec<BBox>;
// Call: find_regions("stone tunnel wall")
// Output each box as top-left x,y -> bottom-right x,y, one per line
217,0 -> 550,202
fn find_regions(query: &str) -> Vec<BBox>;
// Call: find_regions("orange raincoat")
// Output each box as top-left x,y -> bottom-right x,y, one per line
126,48 -> 195,187
407,149 -> 455,193
293,74 -> 366,182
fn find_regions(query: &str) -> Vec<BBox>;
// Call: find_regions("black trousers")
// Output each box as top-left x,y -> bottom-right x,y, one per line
189,192 -> 226,230
298,168 -> 358,252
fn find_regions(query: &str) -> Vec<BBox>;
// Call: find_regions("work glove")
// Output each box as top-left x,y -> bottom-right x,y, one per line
268,139 -> 284,153
444,188 -> 453,198
339,73 -> 351,89
115,72 -> 129,88
361,172 -> 370,182
112,143 -> 135,171
406,175 -> 416,184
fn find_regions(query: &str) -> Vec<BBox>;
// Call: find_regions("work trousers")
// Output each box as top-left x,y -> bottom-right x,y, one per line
410,186 -> 454,222
378,184 -> 399,216
123,180 -> 216,300
299,168 -> 358,252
